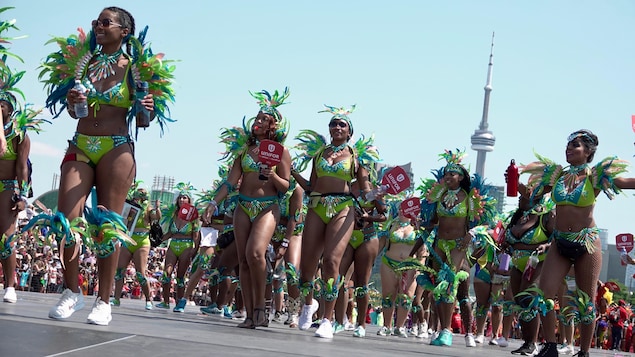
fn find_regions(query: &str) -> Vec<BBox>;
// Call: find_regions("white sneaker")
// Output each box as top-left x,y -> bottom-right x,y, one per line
474,334 -> 485,344
3,287 -> 17,303
557,343 -> 575,355
496,337 -> 508,347
315,318 -> 334,339
421,320 -> 428,332
410,325 -> 419,337
86,298 -> 112,326
488,337 -> 498,345
344,321 -> 356,331
49,289 -> 85,319
298,299 -> 319,331
353,325 -> 366,338
397,326 -> 408,338
417,324 -> 429,339
429,331 -> 439,344
377,326 -> 392,336
465,333 -> 476,347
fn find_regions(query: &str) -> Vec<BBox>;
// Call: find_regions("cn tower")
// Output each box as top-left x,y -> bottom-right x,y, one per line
470,32 -> 496,177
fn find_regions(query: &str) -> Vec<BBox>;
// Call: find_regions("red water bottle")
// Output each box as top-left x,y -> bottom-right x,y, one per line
506,159 -> 518,197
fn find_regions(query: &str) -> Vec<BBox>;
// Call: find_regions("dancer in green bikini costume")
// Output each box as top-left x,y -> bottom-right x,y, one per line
37,6 -> 175,326
291,105 -> 380,339
204,88 -> 292,329
521,129 -> 635,357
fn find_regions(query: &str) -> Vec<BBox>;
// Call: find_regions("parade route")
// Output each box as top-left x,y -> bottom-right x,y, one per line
0,292 -> 631,357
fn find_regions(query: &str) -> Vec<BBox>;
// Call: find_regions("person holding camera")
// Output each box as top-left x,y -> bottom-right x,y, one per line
112,186 -> 160,310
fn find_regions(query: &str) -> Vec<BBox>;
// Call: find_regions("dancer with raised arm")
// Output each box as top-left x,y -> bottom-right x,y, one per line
204,88 -> 291,329
521,129 -> 635,357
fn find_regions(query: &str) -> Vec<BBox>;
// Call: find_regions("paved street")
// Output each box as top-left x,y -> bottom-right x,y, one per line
0,291 -> 631,357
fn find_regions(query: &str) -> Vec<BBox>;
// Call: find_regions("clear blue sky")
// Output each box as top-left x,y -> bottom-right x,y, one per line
5,1 -> 635,244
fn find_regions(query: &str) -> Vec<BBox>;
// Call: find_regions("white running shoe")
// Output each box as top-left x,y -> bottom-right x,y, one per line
298,299 -> 318,331
396,326 -> 408,338
465,333 -> 476,347
353,326 -> 366,338
145,301 -> 153,310
3,287 -> 17,303
474,334 -> 485,344
377,326 -> 392,336
315,318 -> 334,339
87,298 -> 112,326
49,289 -> 85,319
495,337 -> 509,347
488,337 -> 498,345
557,343 -> 575,355
417,324 -> 429,339
344,321 -> 356,331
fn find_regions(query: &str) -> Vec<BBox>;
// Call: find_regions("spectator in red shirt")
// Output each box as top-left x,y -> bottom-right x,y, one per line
610,300 -> 629,350
451,306 -> 462,333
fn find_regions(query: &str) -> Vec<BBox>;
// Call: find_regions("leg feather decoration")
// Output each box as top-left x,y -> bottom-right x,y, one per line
317,276 -> 343,302
513,286 -> 555,319
22,211 -> 90,267
561,289 -> 596,325
0,233 -> 17,260
84,206 -> 135,258
285,262 -> 300,286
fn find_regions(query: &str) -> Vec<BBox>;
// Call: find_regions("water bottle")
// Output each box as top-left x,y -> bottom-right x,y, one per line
621,247 -> 629,266
506,159 -> 518,197
365,184 -> 389,201
523,252 -> 539,281
73,80 -> 89,118
135,81 -> 150,128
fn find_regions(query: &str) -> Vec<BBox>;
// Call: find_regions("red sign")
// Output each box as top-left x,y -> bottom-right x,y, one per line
178,203 -> 199,222
258,139 -> 284,166
400,197 -> 420,220
616,233 -> 634,253
381,166 -> 410,195
632,115 -> 635,133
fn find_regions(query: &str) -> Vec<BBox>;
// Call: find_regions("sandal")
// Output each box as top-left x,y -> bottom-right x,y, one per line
237,317 -> 255,329
254,308 -> 268,327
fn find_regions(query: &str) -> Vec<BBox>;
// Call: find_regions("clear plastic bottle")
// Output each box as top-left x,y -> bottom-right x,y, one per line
365,184 -> 389,201
73,80 -> 89,118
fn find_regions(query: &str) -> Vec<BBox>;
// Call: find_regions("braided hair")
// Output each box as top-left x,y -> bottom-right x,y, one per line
105,6 -> 136,56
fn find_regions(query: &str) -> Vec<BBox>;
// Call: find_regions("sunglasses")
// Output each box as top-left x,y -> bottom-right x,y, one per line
329,121 -> 348,128
92,19 -> 122,29
567,132 -> 594,144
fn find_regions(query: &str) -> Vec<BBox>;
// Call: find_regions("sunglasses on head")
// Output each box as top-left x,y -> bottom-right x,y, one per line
329,121 -> 347,128
567,132 -> 594,144
92,18 -> 122,28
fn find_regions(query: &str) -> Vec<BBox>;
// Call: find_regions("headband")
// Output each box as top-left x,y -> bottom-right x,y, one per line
439,149 -> 466,175
320,104 -> 355,136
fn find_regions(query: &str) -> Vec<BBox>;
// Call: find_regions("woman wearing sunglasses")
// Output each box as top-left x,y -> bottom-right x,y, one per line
38,6 -> 175,325
204,89 -> 292,329
291,105 -> 379,339
521,129 -> 635,357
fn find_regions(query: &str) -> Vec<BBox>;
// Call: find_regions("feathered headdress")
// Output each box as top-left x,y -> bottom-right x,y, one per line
174,181 -> 196,199
126,180 -> 148,202
319,104 -> 355,136
439,148 -> 467,175
249,87 -> 289,122
249,87 -> 290,143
